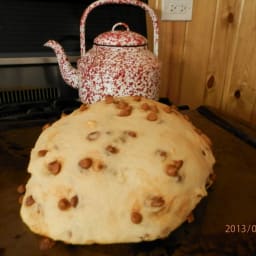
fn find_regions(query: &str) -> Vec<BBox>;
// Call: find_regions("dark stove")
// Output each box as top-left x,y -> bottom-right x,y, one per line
0,99 -> 81,121
0,98 -> 83,130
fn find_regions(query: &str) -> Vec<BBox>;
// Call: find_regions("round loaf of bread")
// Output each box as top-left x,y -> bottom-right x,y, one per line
20,96 -> 215,245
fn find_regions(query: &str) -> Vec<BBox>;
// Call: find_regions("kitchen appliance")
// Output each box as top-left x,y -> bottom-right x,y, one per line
45,0 -> 160,104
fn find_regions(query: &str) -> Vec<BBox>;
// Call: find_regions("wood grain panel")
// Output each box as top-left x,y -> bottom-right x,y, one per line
222,0 -> 256,124
147,0 -> 186,103
204,0 -> 243,109
147,0 -> 256,125
166,22 -> 186,105
178,0 -> 217,108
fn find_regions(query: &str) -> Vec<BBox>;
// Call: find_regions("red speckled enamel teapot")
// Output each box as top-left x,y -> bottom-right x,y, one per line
45,0 -> 160,104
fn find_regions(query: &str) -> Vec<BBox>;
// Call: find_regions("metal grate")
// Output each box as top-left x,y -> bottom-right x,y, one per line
0,88 -> 60,104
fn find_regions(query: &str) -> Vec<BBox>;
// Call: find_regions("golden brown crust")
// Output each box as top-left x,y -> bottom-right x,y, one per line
20,96 -> 215,245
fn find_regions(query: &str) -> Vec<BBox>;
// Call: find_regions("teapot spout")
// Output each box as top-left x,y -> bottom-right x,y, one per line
44,40 -> 80,89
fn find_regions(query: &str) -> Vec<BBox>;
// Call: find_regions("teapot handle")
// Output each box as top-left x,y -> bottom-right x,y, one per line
80,0 -> 159,57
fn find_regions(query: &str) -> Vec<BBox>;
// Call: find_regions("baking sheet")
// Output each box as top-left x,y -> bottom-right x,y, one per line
0,109 -> 255,255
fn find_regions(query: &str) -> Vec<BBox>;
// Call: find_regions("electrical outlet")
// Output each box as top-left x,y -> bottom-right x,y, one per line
161,0 -> 193,21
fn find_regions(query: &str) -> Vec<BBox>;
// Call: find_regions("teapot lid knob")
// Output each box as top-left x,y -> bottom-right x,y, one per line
111,22 -> 130,31
93,22 -> 147,47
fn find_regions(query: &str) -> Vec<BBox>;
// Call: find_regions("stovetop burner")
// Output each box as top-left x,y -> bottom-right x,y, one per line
0,98 -> 82,121
0,98 -> 83,131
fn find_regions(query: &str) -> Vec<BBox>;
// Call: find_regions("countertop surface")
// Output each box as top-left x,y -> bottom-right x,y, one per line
0,108 -> 256,256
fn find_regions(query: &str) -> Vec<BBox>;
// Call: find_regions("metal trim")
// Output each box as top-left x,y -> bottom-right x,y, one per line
0,56 -> 79,66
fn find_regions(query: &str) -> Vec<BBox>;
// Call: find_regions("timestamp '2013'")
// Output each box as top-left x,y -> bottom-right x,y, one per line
225,224 -> 256,233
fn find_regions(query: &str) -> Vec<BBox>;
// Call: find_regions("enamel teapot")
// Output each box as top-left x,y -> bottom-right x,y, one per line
45,0 -> 160,104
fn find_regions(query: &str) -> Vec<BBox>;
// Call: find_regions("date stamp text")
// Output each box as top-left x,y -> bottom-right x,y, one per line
225,224 -> 256,233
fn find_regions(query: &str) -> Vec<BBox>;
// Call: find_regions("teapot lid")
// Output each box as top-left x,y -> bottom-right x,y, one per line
93,22 -> 147,47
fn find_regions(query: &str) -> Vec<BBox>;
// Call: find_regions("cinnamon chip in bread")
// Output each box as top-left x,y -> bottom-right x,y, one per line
20,96 -> 215,245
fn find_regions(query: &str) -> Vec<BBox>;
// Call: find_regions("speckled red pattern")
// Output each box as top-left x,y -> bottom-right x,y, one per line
94,22 -> 147,47
80,0 -> 159,57
77,46 -> 160,103
45,0 -> 160,104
